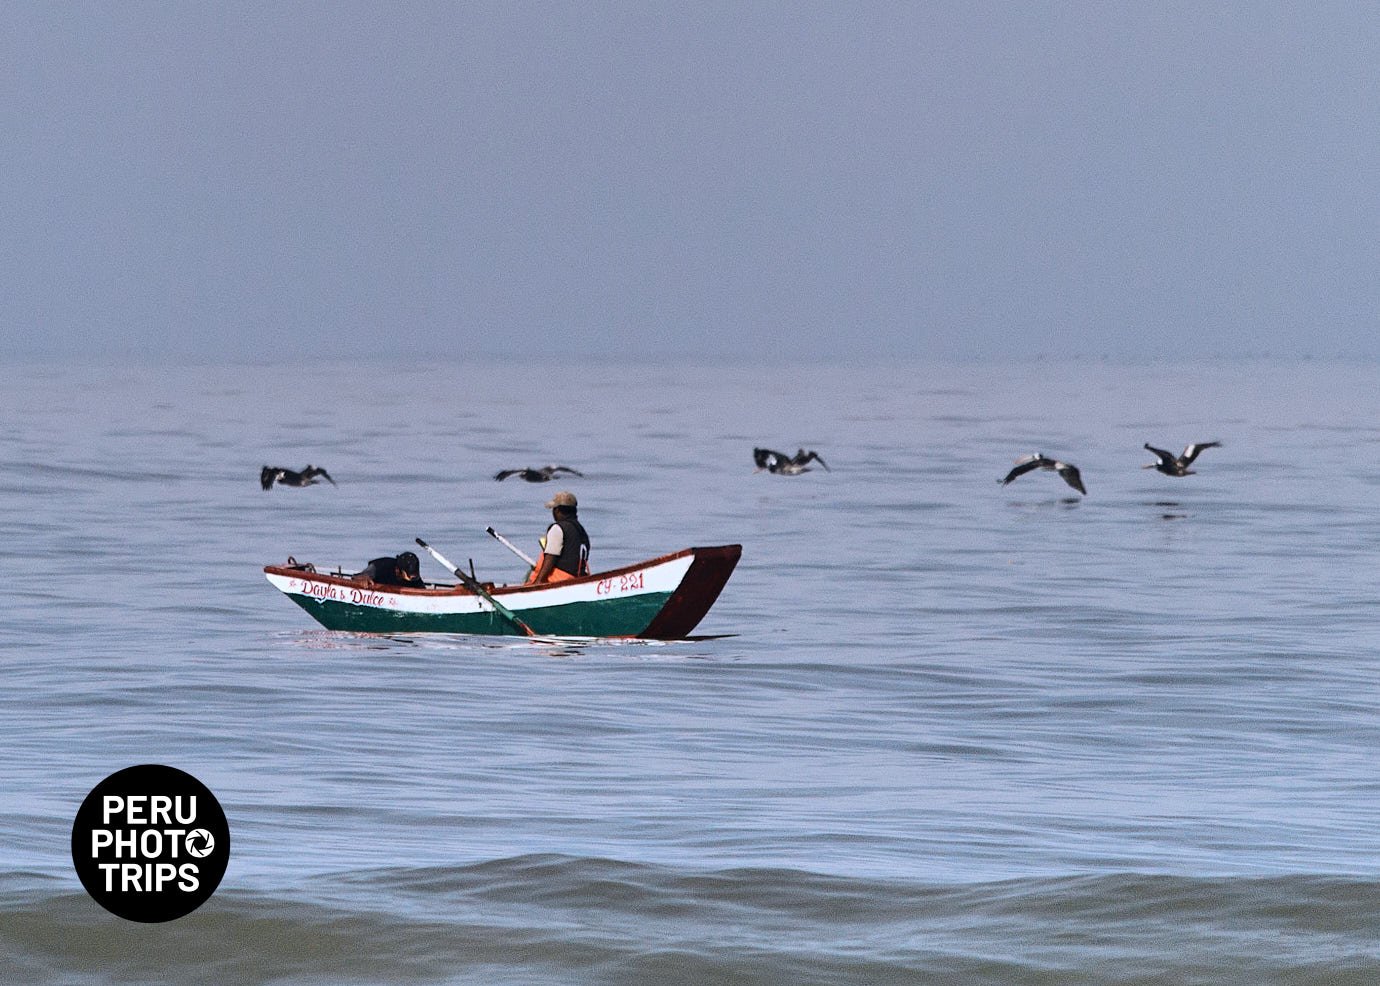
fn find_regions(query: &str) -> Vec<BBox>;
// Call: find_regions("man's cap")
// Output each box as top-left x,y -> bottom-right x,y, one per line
545,490 -> 578,508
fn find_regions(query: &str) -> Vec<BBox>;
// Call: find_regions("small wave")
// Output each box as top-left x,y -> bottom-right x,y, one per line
0,461 -> 186,484
6,860 -> 1379,985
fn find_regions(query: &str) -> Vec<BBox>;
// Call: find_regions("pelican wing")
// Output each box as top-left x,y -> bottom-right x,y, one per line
1054,461 -> 1087,495
753,447 -> 788,471
1143,444 -> 1174,467
1179,442 -> 1221,466
1000,456 -> 1046,485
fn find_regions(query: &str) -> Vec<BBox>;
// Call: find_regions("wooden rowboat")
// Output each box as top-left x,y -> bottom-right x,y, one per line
264,544 -> 742,639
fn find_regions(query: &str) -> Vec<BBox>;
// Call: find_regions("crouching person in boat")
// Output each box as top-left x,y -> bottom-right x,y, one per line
353,550 -> 426,588
528,490 -> 590,584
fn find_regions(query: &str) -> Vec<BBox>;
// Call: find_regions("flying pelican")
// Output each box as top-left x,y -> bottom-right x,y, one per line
1142,442 -> 1221,476
753,447 -> 830,475
261,465 -> 336,490
494,465 -> 584,482
999,453 -> 1086,495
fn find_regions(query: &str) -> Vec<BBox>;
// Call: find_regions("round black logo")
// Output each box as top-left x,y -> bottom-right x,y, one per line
70,764 -> 230,922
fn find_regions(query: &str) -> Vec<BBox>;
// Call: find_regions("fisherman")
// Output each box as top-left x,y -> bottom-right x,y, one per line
529,490 -> 590,584
354,551 -> 426,588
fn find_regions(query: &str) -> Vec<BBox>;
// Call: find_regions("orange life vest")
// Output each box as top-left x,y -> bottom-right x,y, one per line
523,528 -> 589,585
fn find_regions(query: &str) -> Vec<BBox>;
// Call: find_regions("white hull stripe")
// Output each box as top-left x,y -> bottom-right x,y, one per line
266,553 -> 695,616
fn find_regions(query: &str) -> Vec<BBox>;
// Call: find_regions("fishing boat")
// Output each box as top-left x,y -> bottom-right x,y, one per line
264,544 -> 742,639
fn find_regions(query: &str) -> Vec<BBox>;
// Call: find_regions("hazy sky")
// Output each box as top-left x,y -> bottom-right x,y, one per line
3,3 -> 1377,362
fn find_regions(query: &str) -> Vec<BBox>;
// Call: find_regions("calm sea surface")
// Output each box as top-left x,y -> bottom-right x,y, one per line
3,357 -> 1379,984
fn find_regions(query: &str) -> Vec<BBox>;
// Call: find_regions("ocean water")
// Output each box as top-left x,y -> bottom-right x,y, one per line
3,357 -> 1380,984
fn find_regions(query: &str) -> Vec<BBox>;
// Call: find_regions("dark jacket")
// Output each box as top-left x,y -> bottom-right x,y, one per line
547,517 -> 590,576
358,554 -> 425,588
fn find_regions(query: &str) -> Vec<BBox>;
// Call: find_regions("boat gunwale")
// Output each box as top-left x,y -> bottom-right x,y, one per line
264,545 -> 735,599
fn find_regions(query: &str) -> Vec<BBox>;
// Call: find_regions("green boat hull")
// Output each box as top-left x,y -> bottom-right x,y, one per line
286,588 -> 675,636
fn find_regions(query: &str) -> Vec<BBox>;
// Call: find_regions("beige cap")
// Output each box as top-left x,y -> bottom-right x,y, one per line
545,490 -> 578,508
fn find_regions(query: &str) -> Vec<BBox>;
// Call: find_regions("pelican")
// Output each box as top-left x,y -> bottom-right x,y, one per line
999,453 -> 1086,495
261,465 -> 336,490
1142,442 -> 1221,476
753,447 -> 830,475
494,464 -> 584,482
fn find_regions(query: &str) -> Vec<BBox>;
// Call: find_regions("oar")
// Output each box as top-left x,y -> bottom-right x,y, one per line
415,538 -> 537,637
485,526 -> 537,567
